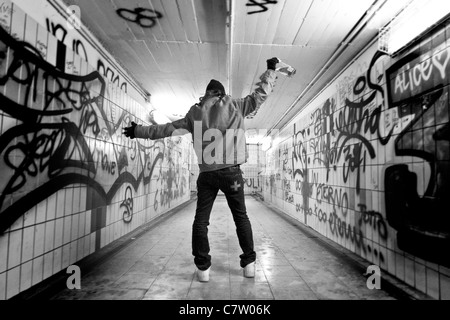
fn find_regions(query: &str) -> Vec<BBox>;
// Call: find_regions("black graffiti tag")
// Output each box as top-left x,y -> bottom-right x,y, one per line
120,186 -> 134,223
246,0 -> 278,15
97,59 -> 128,92
357,204 -> 388,240
46,18 -> 67,43
116,8 -> 162,28
46,18 -> 89,63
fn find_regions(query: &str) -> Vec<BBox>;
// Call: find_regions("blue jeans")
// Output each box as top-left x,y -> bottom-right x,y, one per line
193,166 -> 256,270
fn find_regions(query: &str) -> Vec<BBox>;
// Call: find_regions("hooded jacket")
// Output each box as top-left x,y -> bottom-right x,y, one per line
134,69 -> 277,173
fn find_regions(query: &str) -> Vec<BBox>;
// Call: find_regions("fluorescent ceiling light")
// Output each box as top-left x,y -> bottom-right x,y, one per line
150,93 -> 192,123
379,0 -> 450,55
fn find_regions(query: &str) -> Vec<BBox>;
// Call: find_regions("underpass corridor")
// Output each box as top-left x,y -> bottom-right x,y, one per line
51,196 -> 402,300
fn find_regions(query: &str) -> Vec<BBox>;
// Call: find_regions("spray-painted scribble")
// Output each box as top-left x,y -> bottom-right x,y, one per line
46,18 -> 68,43
116,7 -> 162,28
97,59 -> 128,93
120,186 -> 133,223
246,0 -> 278,15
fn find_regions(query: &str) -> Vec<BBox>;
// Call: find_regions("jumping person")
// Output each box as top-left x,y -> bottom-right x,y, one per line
123,58 -> 279,282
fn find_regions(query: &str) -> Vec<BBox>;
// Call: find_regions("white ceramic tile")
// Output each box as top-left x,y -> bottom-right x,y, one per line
33,223 -> 45,258
35,199 -> 47,224
378,245 -> 388,269
43,252 -> 54,280
106,205 -> 111,226
79,188 -> 87,213
404,256 -> 415,287
64,188 -> 73,217
72,187 -> 81,214
31,256 -> 43,286
76,238 -> 84,261
19,227 -> 33,265
0,233 -> 8,273
78,212 -> 85,238
69,241 -> 77,265
46,193 -> 57,221
7,229 -> 22,269
414,261 -> 426,293
85,210 -> 91,235
56,190 -> 65,218
71,214 -> 79,242
100,227 -> 106,248
0,272 -> 6,300
6,266 -> 20,299
19,261 -> 32,292
44,220 -> 55,253
61,244 -> 71,270
395,253 -> 405,280
53,247 -> 62,274
54,218 -> 64,248
440,275 -> 450,300
23,207 -> 36,228
63,216 -> 72,245
90,233 -> 96,254
427,268 -> 440,299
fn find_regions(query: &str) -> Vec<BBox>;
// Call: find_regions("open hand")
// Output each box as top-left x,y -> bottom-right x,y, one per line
123,121 -> 137,139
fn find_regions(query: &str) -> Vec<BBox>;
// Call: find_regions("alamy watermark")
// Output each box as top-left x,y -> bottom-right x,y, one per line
365,265 -> 381,290
66,5 -> 81,30
66,265 -> 81,290
170,122 -> 279,166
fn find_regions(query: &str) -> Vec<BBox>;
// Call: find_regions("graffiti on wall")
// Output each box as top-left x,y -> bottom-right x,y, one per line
243,177 -> 261,191
155,137 -> 188,210
264,29 -> 450,266
97,60 -> 128,93
120,186 -> 134,223
0,25 -> 188,234
46,18 -> 88,65
385,34 -> 450,265
45,17 -> 129,92
45,19 -> 88,62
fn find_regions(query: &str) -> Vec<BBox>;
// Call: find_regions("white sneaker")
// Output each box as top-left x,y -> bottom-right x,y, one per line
243,262 -> 255,278
197,267 -> 210,282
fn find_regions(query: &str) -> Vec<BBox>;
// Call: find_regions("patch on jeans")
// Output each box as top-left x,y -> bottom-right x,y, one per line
230,181 -> 241,192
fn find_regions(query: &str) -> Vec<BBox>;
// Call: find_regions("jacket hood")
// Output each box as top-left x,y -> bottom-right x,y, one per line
206,79 -> 225,95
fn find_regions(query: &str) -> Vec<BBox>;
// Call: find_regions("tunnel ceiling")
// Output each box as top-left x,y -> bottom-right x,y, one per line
62,0 -> 411,141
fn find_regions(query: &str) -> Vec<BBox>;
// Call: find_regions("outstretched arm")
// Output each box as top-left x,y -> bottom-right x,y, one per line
234,57 -> 279,117
123,114 -> 192,140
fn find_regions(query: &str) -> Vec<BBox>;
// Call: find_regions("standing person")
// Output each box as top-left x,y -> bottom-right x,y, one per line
123,58 -> 279,282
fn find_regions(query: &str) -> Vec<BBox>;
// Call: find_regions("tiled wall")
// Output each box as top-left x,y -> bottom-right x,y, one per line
262,21 -> 450,299
241,144 -> 264,195
0,0 -> 191,299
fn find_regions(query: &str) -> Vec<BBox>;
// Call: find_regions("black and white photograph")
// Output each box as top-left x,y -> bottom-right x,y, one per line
0,0 -> 449,313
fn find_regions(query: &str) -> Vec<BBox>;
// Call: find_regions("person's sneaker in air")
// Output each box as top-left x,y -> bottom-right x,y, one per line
197,267 -> 210,282
243,262 -> 255,278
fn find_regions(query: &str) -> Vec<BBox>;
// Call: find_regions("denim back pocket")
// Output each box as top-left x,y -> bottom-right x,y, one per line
220,168 -> 244,193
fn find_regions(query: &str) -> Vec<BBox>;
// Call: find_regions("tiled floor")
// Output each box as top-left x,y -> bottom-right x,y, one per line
52,196 -> 397,300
